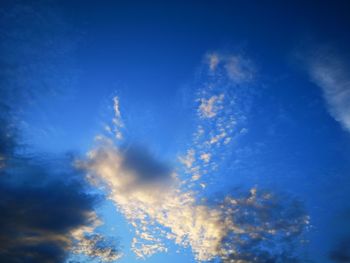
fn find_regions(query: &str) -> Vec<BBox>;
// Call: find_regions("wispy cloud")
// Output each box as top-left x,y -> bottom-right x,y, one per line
305,50 -> 350,132
206,52 -> 255,83
105,96 -> 125,140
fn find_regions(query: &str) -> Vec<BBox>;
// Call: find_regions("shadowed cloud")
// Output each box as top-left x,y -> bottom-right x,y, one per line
0,124 -> 122,262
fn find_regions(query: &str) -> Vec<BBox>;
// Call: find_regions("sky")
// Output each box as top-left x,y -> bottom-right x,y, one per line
1,1 -> 350,262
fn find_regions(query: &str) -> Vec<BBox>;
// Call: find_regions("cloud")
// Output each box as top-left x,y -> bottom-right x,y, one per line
305,50 -> 350,132
0,1 -> 83,149
80,53 -> 307,262
0,3 -> 123,261
0,71 -> 121,263
120,145 -> 170,184
200,152 -> 211,163
206,52 -> 255,83
72,232 -> 122,262
178,149 -> 196,169
83,139 -> 309,262
207,53 -> 220,71
0,150 -> 121,262
328,210 -> 350,263
198,94 -> 225,118
104,96 -> 125,140
112,96 -> 124,140
180,52 -> 254,183
329,237 -> 350,263
0,162 -> 122,262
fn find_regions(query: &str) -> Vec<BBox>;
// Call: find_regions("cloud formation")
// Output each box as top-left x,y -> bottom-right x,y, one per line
0,104 -> 121,262
0,154 -> 122,263
83,140 -> 309,262
206,52 -> 255,83
180,52 -> 255,184
329,237 -> 350,263
198,94 -> 225,118
83,56 -> 308,261
306,51 -> 350,132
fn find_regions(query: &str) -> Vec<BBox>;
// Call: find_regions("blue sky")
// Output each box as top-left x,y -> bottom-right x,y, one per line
1,1 -> 350,263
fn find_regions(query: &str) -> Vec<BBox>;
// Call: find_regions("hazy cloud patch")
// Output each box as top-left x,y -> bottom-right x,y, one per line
303,48 -> 350,132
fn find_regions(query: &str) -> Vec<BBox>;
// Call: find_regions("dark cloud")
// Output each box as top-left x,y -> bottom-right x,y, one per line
213,189 -> 310,263
0,108 -> 120,262
0,172 -> 95,262
0,131 -> 122,262
329,237 -> 350,263
0,1 -> 120,258
120,144 -> 171,183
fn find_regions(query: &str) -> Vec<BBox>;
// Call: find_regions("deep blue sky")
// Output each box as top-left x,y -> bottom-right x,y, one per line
1,1 -> 350,263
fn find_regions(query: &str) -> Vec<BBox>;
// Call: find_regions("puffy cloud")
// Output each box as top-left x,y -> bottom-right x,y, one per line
306,52 -> 350,132
72,232 -> 122,262
200,152 -> 211,163
182,52 -> 253,183
178,149 -> 196,169
198,94 -> 225,119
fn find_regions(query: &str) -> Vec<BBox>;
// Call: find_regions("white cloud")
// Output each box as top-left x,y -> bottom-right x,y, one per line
207,53 -> 220,72
112,96 -> 124,140
198,94 -> 224,119
71,212 -> 123,262
200,152 -> 211,163
178,149 -> 196,169
307,54 -> 350,132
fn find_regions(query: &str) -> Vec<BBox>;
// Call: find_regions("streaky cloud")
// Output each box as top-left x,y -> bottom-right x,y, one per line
305,49 -> 350,132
